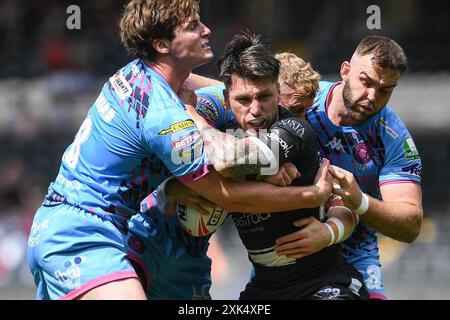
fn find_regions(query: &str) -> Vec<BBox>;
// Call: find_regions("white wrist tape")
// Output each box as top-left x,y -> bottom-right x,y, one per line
331,205 -> 355,229
247,136 -> 278,174
324,222 -> 335,247
328,217 -> 345,243
355,192 -> 369,216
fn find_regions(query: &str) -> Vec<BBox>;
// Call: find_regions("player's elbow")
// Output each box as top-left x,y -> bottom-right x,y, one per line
212,162 -> 231,177
404,210 -> 423,243
404,230 -> 420,243
403,231 -> 419,243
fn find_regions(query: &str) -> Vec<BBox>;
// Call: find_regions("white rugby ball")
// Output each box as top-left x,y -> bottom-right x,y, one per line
176,203 -> 229,237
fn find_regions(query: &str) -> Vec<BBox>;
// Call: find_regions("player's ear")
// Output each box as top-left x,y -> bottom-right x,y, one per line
223,88 -> 230,108
152,39 -> 171,54
340,61 -> 350,81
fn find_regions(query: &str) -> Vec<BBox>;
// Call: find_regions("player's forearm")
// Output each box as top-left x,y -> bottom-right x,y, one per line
187,159 -> 331,214
186,73 -> 223,90
217,178 -> 326,213
328,165 -> 423,242
360,197 -> 423,243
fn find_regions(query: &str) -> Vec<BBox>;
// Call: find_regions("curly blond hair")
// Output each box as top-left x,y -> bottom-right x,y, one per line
275,52 -> 320,99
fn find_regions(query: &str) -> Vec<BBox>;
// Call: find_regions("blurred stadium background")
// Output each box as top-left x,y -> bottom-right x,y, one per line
0,0 -> 449,299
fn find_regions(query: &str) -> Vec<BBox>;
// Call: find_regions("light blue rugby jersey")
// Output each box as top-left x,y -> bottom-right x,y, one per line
138,84 -> 233,215
306,81 -> 422,260
194,85 -> 236,129
43,59 -> 209,230
131,85 -> 233,255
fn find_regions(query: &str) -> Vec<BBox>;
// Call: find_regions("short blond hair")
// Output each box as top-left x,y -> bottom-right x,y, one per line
275,52 -> 320,99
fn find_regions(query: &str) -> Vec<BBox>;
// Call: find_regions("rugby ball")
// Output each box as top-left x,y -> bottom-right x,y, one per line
176,203 -> 229,237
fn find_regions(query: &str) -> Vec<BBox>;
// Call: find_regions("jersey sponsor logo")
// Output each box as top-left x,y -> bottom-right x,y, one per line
209,89 -> 226,109
196,97 -> 219,123
28,219 -> 49,247
30,219 -> 49,234
401,163 -> 422,177
279,119 -> 305,137
110,72 -> 132,99
198,96 -> 216,109
232,213 -> 271,228
172,132 -> 201,149
178,140 -> 203,163
324,136 -> 345,152
379,118 -> 398,139
159,120 -> 195,135
352,142 -> 373,164
54,256 -> 87,290
267,131 -> 293,159
403,137 -> 420,161
28,234 -> 40,247
171,132 -> 204,165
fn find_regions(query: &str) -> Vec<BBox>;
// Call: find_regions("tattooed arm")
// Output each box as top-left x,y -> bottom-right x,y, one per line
186,105 -> 276,177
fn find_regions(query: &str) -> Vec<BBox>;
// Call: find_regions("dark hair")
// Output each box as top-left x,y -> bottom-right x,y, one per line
218,31 -> 280,89
120,0 -> 199,61
356,35 -> 408,73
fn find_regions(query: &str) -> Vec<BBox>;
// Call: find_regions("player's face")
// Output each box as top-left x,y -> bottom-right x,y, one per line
279,84 -> 314,119
169,13 -> 213,69
341,54 -> 401,123
226,75 -> 279,132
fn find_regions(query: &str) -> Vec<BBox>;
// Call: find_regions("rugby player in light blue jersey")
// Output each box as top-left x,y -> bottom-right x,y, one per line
128,42 -> 366,299
303,36 -> 423,299
27,0 -> 333,300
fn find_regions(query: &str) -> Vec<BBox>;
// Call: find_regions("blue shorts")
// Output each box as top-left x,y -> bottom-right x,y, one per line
346,254 -> 386,300
127,210 -> 212,300
27,204 -> 138,300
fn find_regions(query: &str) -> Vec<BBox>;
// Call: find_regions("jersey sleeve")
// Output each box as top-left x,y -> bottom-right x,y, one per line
265,117 -> 317,165
379,110 -> 422,186
141,95 -> 210,183
195,85 -> 235,130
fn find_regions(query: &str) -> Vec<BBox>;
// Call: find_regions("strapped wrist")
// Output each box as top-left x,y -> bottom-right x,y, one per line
324,222 -> 336,247
327,217 -> 345,243
355,192 -> 369,216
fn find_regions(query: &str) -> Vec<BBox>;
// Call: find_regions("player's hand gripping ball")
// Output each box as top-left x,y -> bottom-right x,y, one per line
176,203 -> 229,237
